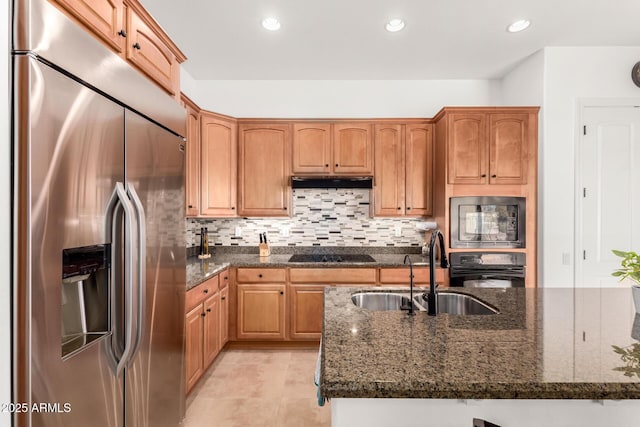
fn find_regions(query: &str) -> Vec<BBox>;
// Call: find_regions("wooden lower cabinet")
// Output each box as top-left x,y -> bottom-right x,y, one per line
289,285 -> 325,340
185,304 -> 204,393
236,284 -> 286,340
184,270 -> 229,394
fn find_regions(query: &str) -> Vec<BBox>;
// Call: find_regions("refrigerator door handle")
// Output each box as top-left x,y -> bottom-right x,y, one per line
127,183 -> 146,363
105,182 -> 138,377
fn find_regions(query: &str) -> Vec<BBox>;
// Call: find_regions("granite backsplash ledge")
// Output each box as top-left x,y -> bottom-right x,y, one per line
186,188 -> 436,248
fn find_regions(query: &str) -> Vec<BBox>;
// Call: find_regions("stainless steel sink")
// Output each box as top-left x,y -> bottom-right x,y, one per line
422,292 -> 499,315
351,292 -> 417,311
351,291 -> 498,315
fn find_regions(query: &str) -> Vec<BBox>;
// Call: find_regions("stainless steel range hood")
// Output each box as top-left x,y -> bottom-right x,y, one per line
291,176 -> 373,189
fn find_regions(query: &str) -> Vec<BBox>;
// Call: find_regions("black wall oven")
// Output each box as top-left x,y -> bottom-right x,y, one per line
449,252 -> 526,288
450,196 -> 526,249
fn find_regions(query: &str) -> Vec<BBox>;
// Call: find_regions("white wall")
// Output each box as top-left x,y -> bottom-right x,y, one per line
181,79 -> 498,118
1,2 -> 11,426
541,46 -> 640,286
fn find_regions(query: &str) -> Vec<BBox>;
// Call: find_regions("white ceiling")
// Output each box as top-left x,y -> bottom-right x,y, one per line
143,0 -> 640,80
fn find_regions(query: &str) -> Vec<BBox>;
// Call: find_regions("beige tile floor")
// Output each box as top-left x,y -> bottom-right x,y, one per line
182,349 -> 331,427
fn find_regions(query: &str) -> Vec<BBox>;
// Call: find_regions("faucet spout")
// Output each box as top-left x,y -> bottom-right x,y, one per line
427,230 -> 449,316
402,254 -> 415,316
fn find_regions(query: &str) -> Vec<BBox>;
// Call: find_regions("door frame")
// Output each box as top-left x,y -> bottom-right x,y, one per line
573,98 -> 640,286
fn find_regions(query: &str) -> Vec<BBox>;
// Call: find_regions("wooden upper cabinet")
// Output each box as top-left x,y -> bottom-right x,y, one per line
489,114 -> 529,185
448,113 -> 487,185
126,7 -> 179,96
292,123 -> 332,174
405,124 -> 433,216
332,124 -> 373,175
374,124 -> 404,216
183,96 -> 200,217
51,0 -> 126,53
374,123 -> 433,217
238,124 -> 291,217
201,113 -> 237,217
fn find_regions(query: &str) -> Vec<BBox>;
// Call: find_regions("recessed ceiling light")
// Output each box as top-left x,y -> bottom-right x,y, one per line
385,18 -> 405,33
507,19 -> 531,33
262,17 -> 281,31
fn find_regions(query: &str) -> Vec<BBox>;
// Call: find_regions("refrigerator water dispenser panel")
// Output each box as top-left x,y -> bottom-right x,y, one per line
61,245 -> 111,358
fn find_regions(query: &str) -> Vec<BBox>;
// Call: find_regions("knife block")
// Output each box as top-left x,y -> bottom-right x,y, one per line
259,243 -> 270,257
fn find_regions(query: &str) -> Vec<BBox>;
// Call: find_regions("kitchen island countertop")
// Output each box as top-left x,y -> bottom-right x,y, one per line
320,286 -> 640,400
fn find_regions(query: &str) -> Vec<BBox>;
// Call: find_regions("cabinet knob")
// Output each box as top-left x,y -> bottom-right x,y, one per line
325,164 -> 329,167
407,207 -> 411,210
335,164 -> 339,167
279,291 -> 284,295
397,207 -> 401,210
118,29 -> 127,38
231,207 -> 235,210
224,276 -> 228,280
133,43 -> 141,50
201,313 -> 206,317
283,206 -> 287,210
221,296 -> 226,300
203,289 -> 209,294
206,308 -> 211,313
481,174 -> 487,178
491,174 -> 497,178
258,274 -> 263,278
188,204 -> 193,208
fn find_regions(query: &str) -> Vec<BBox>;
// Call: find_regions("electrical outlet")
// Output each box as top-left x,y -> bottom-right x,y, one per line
234,227 -> 242,237
394,226 -> 402,237
281,226 -> 290,237
562,253 -> 570,265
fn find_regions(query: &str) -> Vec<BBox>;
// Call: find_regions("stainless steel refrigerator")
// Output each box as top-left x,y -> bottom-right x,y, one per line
12,0 -> 187,425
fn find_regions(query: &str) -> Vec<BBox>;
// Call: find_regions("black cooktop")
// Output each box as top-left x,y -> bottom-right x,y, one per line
287,254 -> 376,263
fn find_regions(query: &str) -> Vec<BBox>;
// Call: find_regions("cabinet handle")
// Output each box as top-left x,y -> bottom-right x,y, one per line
221,296 -> 226,300
133,43 -> 141,50
481,174 -> 487,178
118,29 -> 127,37
279,291 -> 284,295
491,174 -> 497,178
203,289 -> 209,294
201,313 -> 205,317
188,204 -> 193,208
207,308 -> 211,313
258,274 -> 263,278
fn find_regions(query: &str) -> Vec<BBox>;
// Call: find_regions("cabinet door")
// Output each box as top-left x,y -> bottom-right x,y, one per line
447,114 -> 487,184
51,0 -> 126,53
185,304 -> 203,394
219,286 -> 229,347
333,124 -> 373,175
203,293 -> 220,368
489,114 -> 529,185
292,123 -> 332,174
405,124 -> 433,216
289,285 -> 324,340
184,103 -> 200,216
201,114 -> 237,216
126,8 -> 178,95
238,125 -> 291,216
236,284 -> 286,340
374,124 -> 404,216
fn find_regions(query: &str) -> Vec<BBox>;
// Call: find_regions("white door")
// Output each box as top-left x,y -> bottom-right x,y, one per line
577,106 -> 640,287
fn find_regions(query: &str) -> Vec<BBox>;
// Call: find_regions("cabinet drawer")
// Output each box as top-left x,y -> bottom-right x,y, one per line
289,268 -> 376,284
236,268 -> 286,283
219,269 -> 230,289
186,275 -> 219,310
380,267 -> 430,284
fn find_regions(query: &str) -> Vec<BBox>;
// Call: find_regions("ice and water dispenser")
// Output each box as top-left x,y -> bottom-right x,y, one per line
61,245 -> 111,358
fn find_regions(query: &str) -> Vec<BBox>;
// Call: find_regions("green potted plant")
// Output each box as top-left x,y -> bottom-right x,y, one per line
612,250 -> 640,313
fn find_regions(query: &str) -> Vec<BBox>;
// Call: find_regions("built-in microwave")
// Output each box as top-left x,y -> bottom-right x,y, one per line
450,196 -> 526,248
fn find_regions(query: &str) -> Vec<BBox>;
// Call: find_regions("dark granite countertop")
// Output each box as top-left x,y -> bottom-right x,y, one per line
186,246 -> 430,290
320,287 -> 640,400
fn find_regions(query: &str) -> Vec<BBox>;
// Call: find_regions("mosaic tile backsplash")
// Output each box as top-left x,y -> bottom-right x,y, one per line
186,189 -> 435,247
